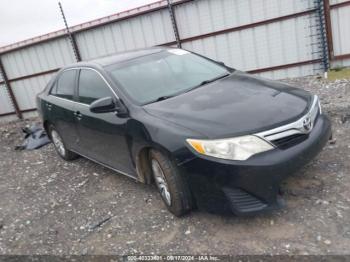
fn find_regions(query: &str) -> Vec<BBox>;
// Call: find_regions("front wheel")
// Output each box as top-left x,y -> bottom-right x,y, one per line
49,125 -> 79,161
149,149 -> 193,216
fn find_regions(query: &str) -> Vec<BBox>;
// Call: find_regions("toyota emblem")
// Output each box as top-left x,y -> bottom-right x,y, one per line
303,116 -> 312,131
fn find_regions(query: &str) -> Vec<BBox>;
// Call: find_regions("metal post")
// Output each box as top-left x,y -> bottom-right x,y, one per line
166,0 -> 182,48
315,0 -> 330,77
323,0 -> 334,60
0,57 -> 22,119
59,2 -> 82,62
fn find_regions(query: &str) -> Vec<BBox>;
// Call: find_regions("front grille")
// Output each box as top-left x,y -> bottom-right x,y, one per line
255,95 -> 320,150
272,133 -> 308,149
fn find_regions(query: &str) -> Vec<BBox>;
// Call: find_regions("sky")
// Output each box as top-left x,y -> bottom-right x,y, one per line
0,0 -> 157,47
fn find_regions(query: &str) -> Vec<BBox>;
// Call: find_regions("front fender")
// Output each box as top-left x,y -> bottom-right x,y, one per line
126,113 -> 202,169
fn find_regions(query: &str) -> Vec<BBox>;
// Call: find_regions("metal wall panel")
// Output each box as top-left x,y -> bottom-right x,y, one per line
0,84 -> 14,115
330,2 -> 350,67
181,14 -> 316,75
1,37 -> 75,79
174,0 -> 315,39
11,73 -> 54,111
257,64 -> 318,79
0,67 -> 15,115
331,58 -> 350,67
76,9 -> 175,60
331,5 -> 350,56
330,0 -> 349,4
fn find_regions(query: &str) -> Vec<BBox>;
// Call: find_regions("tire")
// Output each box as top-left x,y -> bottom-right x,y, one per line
49,125 -> 79,161
149,149 -> 193,216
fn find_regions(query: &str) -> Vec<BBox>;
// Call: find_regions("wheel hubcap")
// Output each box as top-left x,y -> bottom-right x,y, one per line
151,159 -> 171,206
51,130 -> 65,156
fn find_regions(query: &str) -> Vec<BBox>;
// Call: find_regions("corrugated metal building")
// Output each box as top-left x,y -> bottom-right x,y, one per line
0,0 -> 349,120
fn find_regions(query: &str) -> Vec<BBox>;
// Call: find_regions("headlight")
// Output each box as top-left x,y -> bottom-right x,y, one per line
186,135 -> 274,161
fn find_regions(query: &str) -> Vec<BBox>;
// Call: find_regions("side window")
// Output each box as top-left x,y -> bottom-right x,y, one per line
50,81 -> 58,95
78,69 -> 114,104
52,70 -> 76,100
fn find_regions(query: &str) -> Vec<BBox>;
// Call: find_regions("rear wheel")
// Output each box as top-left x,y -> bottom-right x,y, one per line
149,149 -> 193,216
49,125 -> 79,161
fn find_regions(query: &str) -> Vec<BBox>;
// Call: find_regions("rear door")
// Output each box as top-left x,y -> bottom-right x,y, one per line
73,68 -> 134,175
46,69 -> 79,150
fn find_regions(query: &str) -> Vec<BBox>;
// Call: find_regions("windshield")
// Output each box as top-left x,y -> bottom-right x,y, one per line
105,49 -> 229,105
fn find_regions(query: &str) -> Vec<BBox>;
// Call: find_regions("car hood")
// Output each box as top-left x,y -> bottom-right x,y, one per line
143,70 -> 312,138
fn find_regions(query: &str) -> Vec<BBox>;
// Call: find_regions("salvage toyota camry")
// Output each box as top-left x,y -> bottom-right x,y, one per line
37,47 -> 332,216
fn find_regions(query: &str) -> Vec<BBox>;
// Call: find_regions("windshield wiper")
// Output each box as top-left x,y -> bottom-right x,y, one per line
146,73 -> 230,105
147,95 -> 175,104
186,73 -> 230,93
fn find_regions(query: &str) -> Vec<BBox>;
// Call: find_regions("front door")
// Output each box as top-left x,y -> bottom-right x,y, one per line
74,68 -> 134,175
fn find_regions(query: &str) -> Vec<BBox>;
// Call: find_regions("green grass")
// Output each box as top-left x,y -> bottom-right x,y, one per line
328,67 -> 350,81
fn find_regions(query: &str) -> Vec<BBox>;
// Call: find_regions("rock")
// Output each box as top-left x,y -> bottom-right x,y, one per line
76,179 -> 89,188
336,211 -> 343,218
324,239 -> 331,245
185,230 -> 191,235
329,138 -> 336,145
81,247 -> 88,255
341,114 -> 350,123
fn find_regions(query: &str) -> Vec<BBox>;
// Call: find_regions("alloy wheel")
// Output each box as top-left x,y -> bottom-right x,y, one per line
151,159 -> 171,206
51,130 -> 66,156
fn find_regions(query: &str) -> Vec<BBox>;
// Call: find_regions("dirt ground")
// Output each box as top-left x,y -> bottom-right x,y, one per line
0,76 -> 349,255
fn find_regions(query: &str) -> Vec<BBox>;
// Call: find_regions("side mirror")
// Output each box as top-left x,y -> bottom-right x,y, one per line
89,97 -> 116,113
114,99 -> 128,117
89,97 -> 128,117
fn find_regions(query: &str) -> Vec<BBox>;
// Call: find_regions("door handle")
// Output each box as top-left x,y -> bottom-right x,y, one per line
74,111 -> 83,120
46,102 -> 52,111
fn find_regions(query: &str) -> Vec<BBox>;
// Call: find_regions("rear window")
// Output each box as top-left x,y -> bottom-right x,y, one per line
51,70 -> 77,100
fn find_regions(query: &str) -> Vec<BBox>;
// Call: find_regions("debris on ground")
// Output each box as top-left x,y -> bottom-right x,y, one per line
88,216 -> 112,231
14,123 -> 51,150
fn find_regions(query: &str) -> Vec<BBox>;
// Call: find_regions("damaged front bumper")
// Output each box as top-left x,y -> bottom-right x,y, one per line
180,114 -> 332,215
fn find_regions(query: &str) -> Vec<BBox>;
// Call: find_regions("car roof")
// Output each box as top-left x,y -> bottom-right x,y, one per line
65,46 -> 170,68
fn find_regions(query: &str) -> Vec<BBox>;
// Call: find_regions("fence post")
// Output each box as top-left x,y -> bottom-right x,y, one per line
315,0 -> 330,77
70,34 -> 82,62
323,0 -> 334,60
167,0 -> 182,48
59,2 -> 82,62
0,57 -> 22,119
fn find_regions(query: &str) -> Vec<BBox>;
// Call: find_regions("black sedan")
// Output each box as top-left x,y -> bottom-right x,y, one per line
37,47 -> 332,216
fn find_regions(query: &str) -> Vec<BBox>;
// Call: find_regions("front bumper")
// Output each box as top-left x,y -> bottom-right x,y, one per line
180,114 -> 332,215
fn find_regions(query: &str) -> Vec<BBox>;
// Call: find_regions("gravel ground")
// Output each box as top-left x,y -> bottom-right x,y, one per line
0,76 -> 349,255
